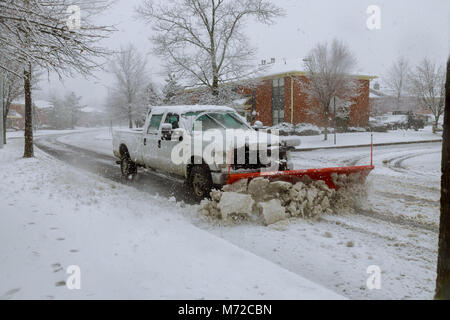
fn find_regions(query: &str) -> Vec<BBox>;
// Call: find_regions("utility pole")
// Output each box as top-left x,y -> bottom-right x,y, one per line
0,77 -> 3,149
435,56 -> 450,299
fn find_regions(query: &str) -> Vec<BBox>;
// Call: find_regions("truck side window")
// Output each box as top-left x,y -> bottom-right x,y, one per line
147,114 -> 163,134
164,113 -> 180,129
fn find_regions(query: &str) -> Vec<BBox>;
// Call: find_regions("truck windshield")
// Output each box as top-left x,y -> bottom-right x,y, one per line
208,113 -> 249,130
183,111 -> 250,132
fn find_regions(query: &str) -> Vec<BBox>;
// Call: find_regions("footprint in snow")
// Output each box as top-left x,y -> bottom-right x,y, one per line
3,288 -> 21,297
55,281 -> 66,287
56,238 -> 65,241
52,263 -> 63,273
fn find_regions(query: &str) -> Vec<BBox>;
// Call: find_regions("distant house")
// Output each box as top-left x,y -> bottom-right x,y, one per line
369,82 -> 421,116
77,106 -> 108,127
7,100 -> 52,130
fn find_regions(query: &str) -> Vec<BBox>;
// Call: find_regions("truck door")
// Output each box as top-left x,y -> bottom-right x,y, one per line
159,113 -> 184,176
142,113 -> 164,169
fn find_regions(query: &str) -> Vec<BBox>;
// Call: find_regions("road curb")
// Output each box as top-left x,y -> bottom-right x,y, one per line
294,139 -> 442,152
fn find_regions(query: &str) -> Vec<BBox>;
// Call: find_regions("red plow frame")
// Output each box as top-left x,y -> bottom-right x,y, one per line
226,135 -> 375,190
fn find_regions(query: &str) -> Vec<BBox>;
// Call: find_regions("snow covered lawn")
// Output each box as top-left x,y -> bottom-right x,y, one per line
295,126 -> 441,150
0,139 -> 342,300
5,128 -> 101,140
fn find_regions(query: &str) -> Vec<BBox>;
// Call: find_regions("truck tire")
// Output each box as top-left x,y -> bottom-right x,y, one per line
188,165 -> 213,201
120,153 -> 137,180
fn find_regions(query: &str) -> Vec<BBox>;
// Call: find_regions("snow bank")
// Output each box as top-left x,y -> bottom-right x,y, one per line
199,176 -> 367,226
297,126 -> 441,150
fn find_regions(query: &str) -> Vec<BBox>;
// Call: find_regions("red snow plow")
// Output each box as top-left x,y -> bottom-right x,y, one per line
226,137 -> 375,190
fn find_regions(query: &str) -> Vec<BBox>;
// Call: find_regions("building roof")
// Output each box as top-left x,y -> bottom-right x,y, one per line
7,110 -> 22,119
12,99 -> 53,109
255,58 -> 377,81
80,106 -> 103,113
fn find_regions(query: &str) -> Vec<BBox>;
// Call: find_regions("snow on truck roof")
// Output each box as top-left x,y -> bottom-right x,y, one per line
151,105 -> 235,114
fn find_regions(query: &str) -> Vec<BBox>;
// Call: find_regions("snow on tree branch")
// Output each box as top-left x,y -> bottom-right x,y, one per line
0,0 -> 115,77
136,0 -> 284,99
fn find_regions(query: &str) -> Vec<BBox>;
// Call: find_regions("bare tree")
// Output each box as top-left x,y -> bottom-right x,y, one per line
105,88 -> 127,126
409,58 -> 445,134
137,0 -> 283,99
108,44 -> 152,128
0,0 -> 113,157
1,59 -> 25,144
301,39 -> 361,141
385,56 -> 410,110
436,56 -> 450,300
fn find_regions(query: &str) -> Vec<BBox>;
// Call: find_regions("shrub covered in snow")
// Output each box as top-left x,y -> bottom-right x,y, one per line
347,127 -> 367,133
268,123 -> 321,136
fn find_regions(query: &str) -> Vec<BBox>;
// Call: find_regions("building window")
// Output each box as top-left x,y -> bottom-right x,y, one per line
272,78 -> 285,125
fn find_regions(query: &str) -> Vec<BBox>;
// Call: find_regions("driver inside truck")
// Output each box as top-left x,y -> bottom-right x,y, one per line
165,113 -> 180,129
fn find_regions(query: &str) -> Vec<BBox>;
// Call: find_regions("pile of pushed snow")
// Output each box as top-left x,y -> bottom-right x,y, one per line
199,175 -> 367,226
268,123 -> 321,136
332,173 -> 368,214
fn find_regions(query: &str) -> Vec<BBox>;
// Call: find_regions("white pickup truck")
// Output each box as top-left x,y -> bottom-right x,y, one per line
112,105 -> 299,200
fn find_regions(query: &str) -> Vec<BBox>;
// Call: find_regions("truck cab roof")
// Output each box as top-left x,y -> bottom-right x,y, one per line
150,105 -> 235,115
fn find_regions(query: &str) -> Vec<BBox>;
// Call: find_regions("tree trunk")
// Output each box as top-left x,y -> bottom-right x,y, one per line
324,111 -> 329,141
23,65 -> 33,158
434,117 -> 440,134
2,108 -> 6,145
3,101 -> 11,144
212,74 -> 219,96
435,57 -> 450,299
128,101 -> 133,129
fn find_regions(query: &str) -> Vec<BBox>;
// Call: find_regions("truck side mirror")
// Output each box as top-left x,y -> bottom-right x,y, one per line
161,123 -> 173,141
254,121 -> 263,131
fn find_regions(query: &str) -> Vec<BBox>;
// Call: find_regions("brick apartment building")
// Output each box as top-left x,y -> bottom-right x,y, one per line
236,60 -> 376,128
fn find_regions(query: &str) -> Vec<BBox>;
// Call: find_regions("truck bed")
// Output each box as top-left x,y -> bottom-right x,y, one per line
112,128 -> 144,164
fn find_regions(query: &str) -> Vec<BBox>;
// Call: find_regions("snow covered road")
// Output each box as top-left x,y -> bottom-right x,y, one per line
32,129 -> 441,299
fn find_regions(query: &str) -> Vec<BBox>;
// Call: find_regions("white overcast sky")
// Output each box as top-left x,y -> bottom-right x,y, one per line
37,0 -> 450,109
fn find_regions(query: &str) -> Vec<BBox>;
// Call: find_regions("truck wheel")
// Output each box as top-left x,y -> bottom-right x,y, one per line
121,154 -> 137,180
188,165 -> 213,201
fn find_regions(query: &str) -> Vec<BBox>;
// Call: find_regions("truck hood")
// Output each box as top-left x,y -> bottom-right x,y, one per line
190,129 -> 301,149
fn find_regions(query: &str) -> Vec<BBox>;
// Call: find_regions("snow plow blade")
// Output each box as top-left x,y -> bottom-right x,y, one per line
226,165 -> 375,190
